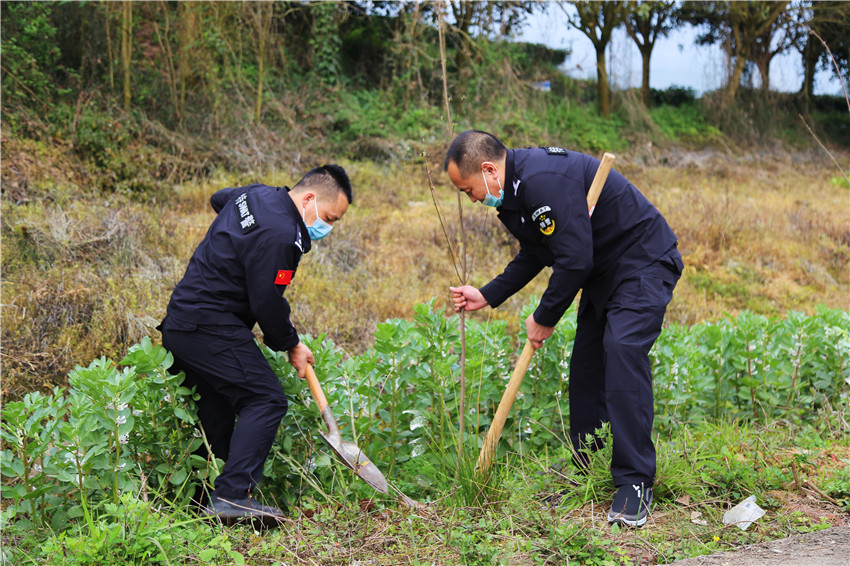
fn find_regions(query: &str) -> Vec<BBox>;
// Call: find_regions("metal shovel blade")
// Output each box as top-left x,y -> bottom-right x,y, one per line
305,365 -> 389,494
319,430 -> 389,494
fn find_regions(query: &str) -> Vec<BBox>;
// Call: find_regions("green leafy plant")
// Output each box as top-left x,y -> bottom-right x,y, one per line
821,464 -> 850,512
2,303 -> 848,556
0,388 -> 68,530
0,338 -> 203,532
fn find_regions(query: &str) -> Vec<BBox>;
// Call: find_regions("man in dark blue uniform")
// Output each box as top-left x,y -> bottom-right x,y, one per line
446,131 -> 682,528
159,165 -> 353,523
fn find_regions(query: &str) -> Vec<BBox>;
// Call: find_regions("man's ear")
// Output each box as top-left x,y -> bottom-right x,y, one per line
300,191 -> 316,209
481,161 -> 498,175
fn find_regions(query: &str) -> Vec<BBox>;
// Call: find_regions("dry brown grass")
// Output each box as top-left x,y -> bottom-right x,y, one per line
2,147 -> 848,398
637,150 -> 850,324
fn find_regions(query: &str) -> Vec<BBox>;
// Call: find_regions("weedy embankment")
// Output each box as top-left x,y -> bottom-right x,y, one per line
2,141 -> 847,397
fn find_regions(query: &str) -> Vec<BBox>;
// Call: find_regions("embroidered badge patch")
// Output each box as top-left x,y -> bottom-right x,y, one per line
234,192 -> 258,234
543,146 -> 567,155
531,205 -> 555,236
274,270 -> 294,285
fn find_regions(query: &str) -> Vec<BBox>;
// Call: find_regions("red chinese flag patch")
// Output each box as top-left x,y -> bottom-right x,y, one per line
274,270 -> 293,285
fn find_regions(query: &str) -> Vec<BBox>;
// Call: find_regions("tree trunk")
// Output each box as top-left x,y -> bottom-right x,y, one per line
596,48 -> 610,117
177,2 -> 196,123
640,48 -> 651,106
255,53 -> 264,123
103,1 -> 115,91
152,5 -> 179,122
800,33 -> 818,98
451,1 -> 475,103
254,3 -> 271,124
121,1 -> 132,109
726,54 -> 747,101
756,58 -> 770,90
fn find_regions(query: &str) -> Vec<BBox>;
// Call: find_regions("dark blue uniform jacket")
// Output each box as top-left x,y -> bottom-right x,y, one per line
163,183 -> 310,352
479,148 -> 678,326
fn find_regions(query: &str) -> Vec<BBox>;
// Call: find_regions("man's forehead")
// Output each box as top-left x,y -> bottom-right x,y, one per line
332,191 -> 350,212
446,160 -> 467,184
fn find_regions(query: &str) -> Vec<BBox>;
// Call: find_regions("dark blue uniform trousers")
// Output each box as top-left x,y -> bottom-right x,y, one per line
161,327 -> 288,500
569,248 -> 681,487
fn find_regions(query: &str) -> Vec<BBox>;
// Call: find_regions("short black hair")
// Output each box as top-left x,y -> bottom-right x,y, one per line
294,164 -> 353,204
444,130 -> 507,177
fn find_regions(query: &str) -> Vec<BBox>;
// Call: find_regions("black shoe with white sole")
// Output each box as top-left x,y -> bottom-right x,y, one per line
202,493 -> 285,527
607,483 -> 653,527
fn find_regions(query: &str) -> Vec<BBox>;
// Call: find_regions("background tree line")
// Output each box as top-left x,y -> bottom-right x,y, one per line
1,0 -> 847,198
564,0 -> 848,115
3,1 -> 846,123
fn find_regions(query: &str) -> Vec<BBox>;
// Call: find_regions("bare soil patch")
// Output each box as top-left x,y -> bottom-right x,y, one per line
662,526 -> 850,566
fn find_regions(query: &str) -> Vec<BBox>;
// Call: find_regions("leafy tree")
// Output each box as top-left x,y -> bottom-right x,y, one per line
751,3 -> 804,90
680,1 -> 790,100
560,1 -> 628,117
797,1 -> 850,98
310,1 -> 343,84
0,2 -> 60,108
385,2 -> 434,106
447,1 -> 535,96
624,0 -> 676,106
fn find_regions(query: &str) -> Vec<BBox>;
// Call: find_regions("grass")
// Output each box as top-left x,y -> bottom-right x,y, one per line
3,418 -> 845,565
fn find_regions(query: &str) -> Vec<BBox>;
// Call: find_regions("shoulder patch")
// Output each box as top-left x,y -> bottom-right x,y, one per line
543,146 -> 568,155
531,205 -> 556,236
531,205 -> 551,222
274,270 -> 294,285
234,192 -> 259,234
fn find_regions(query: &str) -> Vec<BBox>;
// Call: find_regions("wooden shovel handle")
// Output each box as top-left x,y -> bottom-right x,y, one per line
587,152 -> 615,217
476,340 -> 536,474
304,364 -> 328,413
305,364 -> 342,437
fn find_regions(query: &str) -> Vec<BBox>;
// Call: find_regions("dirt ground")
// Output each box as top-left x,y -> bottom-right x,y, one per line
662,526 -> 850,566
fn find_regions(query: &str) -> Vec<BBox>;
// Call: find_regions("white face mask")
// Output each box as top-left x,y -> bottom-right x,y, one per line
304,197 -> 332,240
481,169 -> 504,208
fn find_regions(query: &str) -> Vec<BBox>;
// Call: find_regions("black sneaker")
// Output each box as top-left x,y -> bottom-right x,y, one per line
607,483 -> 652,527
202,493 -> 285,527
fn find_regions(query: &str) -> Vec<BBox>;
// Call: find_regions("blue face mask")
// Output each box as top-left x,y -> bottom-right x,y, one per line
305,197 -> 333,241
481,169 -> 504,208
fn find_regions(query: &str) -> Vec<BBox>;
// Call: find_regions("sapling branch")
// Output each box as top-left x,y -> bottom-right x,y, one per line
785,13 -> 850,184
797,115 -> 849,186
424,166 -> 461,283
436,2 -> 468,474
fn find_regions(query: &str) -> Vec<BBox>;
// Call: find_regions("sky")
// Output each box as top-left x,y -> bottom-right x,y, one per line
517,7 -> 846,97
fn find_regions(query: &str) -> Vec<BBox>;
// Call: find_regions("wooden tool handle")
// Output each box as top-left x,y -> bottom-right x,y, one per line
476,340 -> 536,474
305,364 -> 342,436
587,152 -> 615,217
304,364 -> 328,413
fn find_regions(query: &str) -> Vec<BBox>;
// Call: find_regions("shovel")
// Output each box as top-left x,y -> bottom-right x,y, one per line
304,364 -> 389,494
475,152 -> 616,476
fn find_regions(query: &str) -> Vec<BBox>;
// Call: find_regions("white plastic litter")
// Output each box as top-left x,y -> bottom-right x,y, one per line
723,494 -> 766,530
